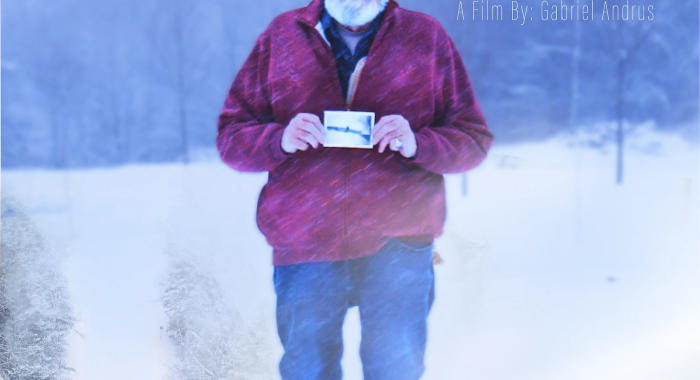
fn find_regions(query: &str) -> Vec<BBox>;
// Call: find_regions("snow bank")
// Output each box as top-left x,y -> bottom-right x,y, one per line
2,132 -> 698,379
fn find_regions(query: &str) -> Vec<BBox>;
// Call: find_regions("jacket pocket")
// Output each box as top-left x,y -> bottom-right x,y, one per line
393,238 -> 434,254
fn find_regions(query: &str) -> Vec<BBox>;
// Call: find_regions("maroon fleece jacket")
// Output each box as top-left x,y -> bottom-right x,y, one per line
217,0 -> 493,266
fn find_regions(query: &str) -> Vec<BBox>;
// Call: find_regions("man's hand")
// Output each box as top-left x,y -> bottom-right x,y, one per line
281,113 -> 325,154
372,115 -> 417,158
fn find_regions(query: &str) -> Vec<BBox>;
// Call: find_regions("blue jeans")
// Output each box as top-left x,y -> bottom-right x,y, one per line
273,238 -> 435,380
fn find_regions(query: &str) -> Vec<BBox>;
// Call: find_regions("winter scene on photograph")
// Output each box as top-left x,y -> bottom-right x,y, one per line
1,0 -> 699,379
324,111 -> 374,149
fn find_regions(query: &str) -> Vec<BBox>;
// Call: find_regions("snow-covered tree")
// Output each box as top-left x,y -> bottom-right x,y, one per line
161,247 -> 274,380
0,196 -> 76,380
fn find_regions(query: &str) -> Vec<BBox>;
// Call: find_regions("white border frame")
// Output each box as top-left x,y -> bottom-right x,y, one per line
323,111 -> 375,149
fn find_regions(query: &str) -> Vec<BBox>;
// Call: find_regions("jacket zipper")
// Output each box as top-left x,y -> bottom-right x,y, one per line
340,19 -> 387,252
309,19 -> 389,257
309,24 -> 352,255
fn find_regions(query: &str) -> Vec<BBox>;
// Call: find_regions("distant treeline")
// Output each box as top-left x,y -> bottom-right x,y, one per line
2,0 -> 697,168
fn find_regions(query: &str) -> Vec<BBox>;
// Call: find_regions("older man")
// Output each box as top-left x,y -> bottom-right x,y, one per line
217,0 -> 492,378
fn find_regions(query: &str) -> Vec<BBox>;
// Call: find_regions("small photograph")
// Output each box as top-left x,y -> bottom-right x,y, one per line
324,111 -> 375,149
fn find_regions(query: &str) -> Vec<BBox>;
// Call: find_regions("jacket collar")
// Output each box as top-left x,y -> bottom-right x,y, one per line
297,0 -> 399,28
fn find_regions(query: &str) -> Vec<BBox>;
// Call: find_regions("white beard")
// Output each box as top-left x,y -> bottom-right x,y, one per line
324,0 -> 389,28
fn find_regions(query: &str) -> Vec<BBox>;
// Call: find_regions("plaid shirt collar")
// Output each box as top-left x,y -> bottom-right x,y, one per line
320,8 -> 384,99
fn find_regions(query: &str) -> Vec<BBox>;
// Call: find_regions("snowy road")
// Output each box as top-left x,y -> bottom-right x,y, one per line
2,134 -> 699,380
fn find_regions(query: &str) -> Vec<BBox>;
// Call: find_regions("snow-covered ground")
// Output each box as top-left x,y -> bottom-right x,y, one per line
2,132 -> 699,380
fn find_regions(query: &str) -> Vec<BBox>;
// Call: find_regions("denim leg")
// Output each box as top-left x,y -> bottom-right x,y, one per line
352,239 -> 435,380
274,261 -> 350,380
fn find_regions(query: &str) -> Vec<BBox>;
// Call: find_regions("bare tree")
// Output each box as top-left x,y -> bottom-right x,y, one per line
588,2 -> 665,184
145,0 -> 225,164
